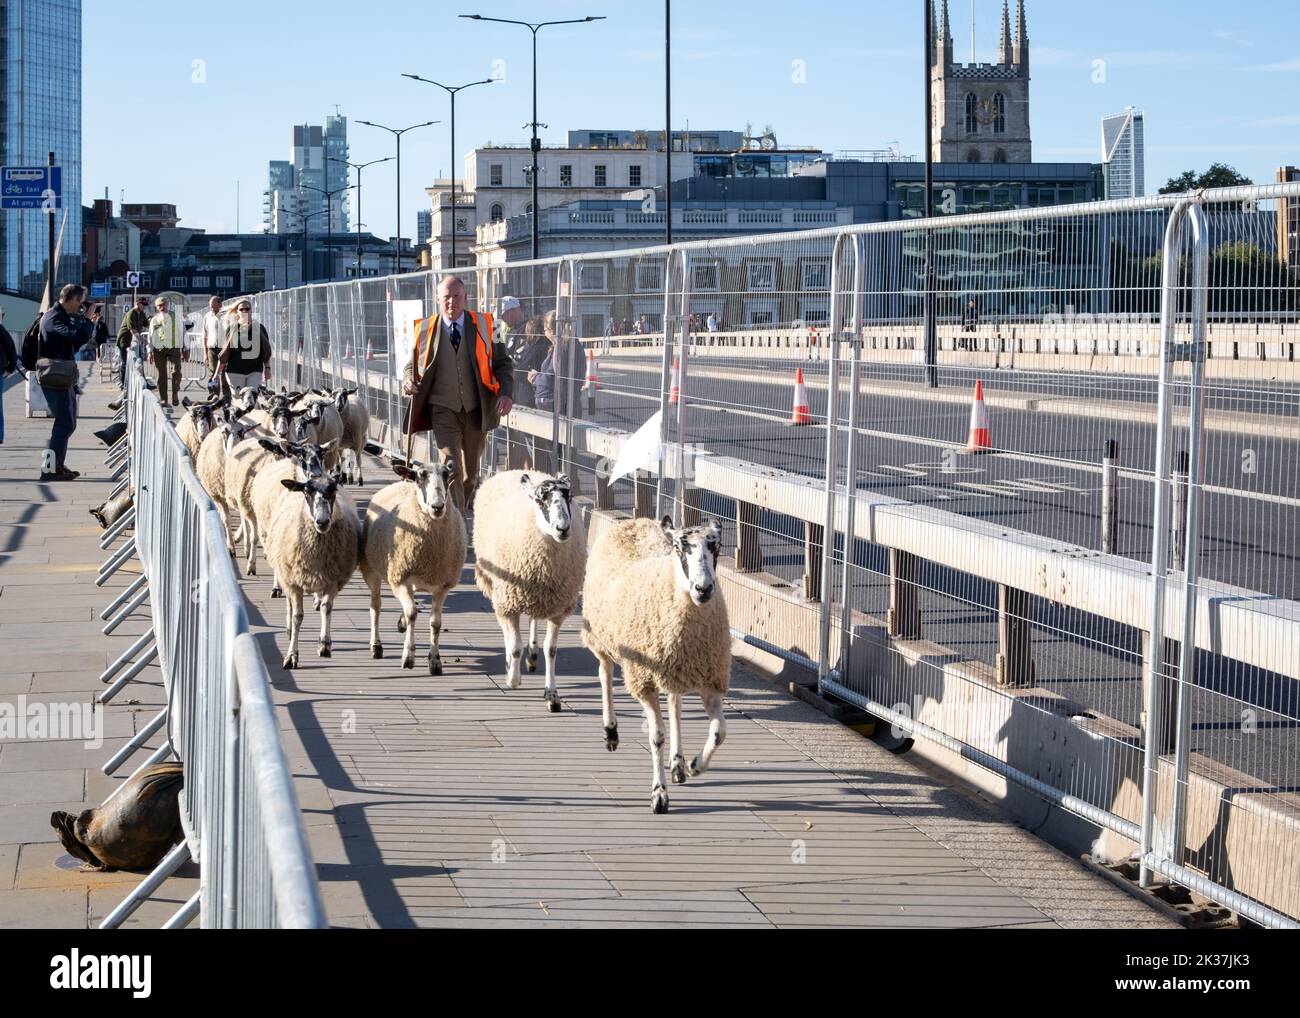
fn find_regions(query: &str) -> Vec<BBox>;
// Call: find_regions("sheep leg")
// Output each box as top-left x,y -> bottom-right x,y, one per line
688,689 -> 727,777
541,618 -> 561,712
270,568 -> 283,598
427,588 -> 448,676
216,499 -> 235,555
395,584 -> 418,669
524,617 -> 539,673
368,580 -> 383,659
241,511 -> 258,577
355,446 -> 364,485
668,692 -> 687,784
283,589 -> 302,670
317,590 -> 334,657
596,651 -> 618,751
638,691 -> 669,814
498,613 -> 522,689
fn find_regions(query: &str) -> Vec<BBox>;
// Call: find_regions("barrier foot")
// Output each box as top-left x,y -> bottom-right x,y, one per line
95,537 -> 136,586
163,892 -> 201,930
99,840 -> 191,930
100,573 -> 146,623
99,643 -> 158,704
99,506 -> 135,549
108,475 -> 130,501
110,458 -> 129,482
103,707 -> 169,776
102,586 -> 149,635
99,629 -> 154,684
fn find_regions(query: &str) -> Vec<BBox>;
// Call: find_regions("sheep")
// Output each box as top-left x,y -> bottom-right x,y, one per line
260,463 -> 360,669
222,422 -> 288,576
582,515 -> 729,814
328,388 -> 370,485
193,418 -> 246,554
250,440 -> 332,597
359,458 -> 466,672
471,469 -> 587,712
296,397 -> 345,475
175,396 -> 224,461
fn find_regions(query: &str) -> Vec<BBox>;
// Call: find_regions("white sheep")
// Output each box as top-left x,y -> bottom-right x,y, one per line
260,461 -> 359,668
251,440 -> 332,598
175,396 -> 223,461
359,459 -> 466,672
222,423 -> 287,576
582,516 -> 730,814
193,417 -> 252,554
471,469 -> 587,712
331,388 -> 370,485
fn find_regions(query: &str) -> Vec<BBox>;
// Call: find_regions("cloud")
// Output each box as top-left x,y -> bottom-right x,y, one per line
1246,57 -> 1300,71
1213,29 -> 1256,48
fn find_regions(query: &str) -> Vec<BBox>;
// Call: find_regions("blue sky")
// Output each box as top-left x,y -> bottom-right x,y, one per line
83,0 -> 1300,236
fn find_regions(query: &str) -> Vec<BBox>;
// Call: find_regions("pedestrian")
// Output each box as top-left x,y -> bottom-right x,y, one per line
0,305 -> 15,445
498,295 -> 527,357
707,311 -> 718,335
531,311 -> 581,421
89,304 -> 110,356
36,283 -> 94,481
514,314 -> 551,408
217,299 -> 272,392
963,298 -> 979,333
200,295 -> 231,398
115,295 -> 149,392
148,295 -> 188,410
401,275 -> 513,516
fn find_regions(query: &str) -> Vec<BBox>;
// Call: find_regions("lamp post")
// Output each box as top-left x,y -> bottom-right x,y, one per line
292,207 -> 332,283
357,119 -> 439,275
297,182 -> 356,282
923,0 -> 937,388
330,156 -> 393,278
459,13 -> 606,262
402,74 -> 494,271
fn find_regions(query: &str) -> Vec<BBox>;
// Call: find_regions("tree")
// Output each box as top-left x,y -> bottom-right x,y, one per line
1158,162 -> 1253,194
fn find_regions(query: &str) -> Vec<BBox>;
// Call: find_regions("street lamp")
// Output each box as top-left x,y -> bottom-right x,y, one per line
356,118 -> 440,275
297,182 -> 356,282
402,73 -> 495,271
459,14 -> 606,261
330,155 -> 393,278
289,206 -> 333,283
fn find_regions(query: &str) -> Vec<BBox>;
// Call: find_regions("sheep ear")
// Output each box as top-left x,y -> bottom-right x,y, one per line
660,514 -> 673,531
280,478 -> 306,492
519,472 -> 530,486
707,518 -> 722,539
393,464 -> 415,481
182,397 -> 192,408
257,438 -> 284,455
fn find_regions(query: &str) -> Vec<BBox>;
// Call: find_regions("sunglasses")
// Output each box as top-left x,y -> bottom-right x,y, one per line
238,307 -> 251,312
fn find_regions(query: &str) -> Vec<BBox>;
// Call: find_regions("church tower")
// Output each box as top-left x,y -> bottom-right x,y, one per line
931,0 -> 1031,164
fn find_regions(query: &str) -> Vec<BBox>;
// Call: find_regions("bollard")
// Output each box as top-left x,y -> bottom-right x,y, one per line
734,500 -> 763,572
996,584 -> 1036,687
1101,438 -> 1119,555
887,549 -> 921,639
803,522 -> 824,602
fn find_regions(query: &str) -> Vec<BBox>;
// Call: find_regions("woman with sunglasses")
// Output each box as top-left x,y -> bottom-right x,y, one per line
217,301 -> 272,392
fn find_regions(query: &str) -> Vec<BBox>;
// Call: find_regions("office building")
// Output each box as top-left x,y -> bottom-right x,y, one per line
1101,108 -> 1145,199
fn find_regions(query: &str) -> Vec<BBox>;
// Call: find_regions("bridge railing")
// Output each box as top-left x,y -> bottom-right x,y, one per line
249,181 -> 1300,927
95,361 -> 325,928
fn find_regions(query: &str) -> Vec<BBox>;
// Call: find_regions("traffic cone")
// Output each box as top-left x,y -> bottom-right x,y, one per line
789,367 -> 812,425
668,355 -> 681,405
966,380 -> 992,453
583,349 -> 600,390
365,338 -> 375,361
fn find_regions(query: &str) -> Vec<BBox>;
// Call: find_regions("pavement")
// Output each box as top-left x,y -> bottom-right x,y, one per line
0,365 -> 1177,929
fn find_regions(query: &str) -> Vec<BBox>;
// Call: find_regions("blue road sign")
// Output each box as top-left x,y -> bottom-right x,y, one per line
90,282 -> 110,299
0,166 -> 61,209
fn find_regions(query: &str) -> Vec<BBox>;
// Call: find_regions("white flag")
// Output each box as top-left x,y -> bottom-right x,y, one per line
608,411 -> 662,484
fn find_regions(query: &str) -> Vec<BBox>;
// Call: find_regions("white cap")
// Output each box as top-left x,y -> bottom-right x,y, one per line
500,296 -> 521,312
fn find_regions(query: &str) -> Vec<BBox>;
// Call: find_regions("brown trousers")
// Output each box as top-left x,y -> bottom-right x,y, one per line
427,404 -> 486,515
154,348 -> 183,405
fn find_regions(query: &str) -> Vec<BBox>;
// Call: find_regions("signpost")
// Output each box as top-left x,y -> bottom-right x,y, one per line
0,164 -> 62,209
90,282 -> 110,299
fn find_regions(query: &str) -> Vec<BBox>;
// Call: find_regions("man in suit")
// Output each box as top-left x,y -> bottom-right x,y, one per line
402,275 -> 513,515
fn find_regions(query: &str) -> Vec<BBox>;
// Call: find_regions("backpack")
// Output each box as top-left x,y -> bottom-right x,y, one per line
19,314 -> 43,373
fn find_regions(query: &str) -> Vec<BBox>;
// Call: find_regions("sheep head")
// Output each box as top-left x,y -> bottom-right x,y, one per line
281,475 -> 340,534
183,398 -> 217,441
520,472 -> 573,543
395,459 -> 455,520
661,516 -> 722,605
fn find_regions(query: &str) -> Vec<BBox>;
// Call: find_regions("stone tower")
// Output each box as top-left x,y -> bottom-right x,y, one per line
930,0 -> 1031,163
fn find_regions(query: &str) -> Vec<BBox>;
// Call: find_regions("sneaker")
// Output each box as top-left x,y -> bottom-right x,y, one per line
38,471 -> 68,483
56,466 -> 81,480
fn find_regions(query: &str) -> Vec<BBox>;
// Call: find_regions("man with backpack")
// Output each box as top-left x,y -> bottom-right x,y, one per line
115,295 -> 149,390
27,284 -> 94,481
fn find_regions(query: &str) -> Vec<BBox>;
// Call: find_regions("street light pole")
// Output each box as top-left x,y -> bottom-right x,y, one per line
402,73 -> 495,271
460,14 -> 606,262
923,0 -> 937,388
665,0 -> 672,245
358,119 -> 439,276
331,155 -> 392,278
298,182 -> 355,282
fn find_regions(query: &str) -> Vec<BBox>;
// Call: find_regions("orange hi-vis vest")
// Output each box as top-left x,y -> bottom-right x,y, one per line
413,310 -> 499,396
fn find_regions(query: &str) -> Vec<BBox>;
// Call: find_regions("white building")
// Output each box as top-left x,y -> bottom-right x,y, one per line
1101,107 -> 1145,199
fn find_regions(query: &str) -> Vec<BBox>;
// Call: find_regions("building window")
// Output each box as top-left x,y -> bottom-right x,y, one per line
594,164 -> 607,187
170,276 -> 187,288
802,260 -> 829,291
993,149 -> 1008,164
524,203 -> 533,215
692,262 -> 720,291
746,259 -> 777,291
215,275 -> 235,289
490,203 -> 504,223
455,216 -> 469,233
635,261 -> 663,292
993,93 -> 1006,134
629,165 -> 642,187
192,275 -> 211,288
560,164 -> 573,187
489,164 -> 503,186
966,149 -> 982,163
965,93 -> 979,133
578,263 -> 607,292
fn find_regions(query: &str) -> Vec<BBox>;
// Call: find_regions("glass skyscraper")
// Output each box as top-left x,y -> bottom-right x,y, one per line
0,0 -> 82,298
1101,108 -> 1145,200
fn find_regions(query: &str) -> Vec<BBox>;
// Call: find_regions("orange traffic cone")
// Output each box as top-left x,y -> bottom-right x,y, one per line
583,349 -> 600,390
789,367 -> 812,425
668,355 -> 681,404
966,380 -> 992,453
365,338 -> 375,361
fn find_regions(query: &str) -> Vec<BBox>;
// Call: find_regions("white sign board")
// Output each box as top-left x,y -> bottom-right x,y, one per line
391,299 -> 424,379
126,271 -> 141,288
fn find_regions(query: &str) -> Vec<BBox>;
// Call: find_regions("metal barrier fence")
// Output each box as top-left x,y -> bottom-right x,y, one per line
94,359 -> 325,928
249,182 -> 1300,927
